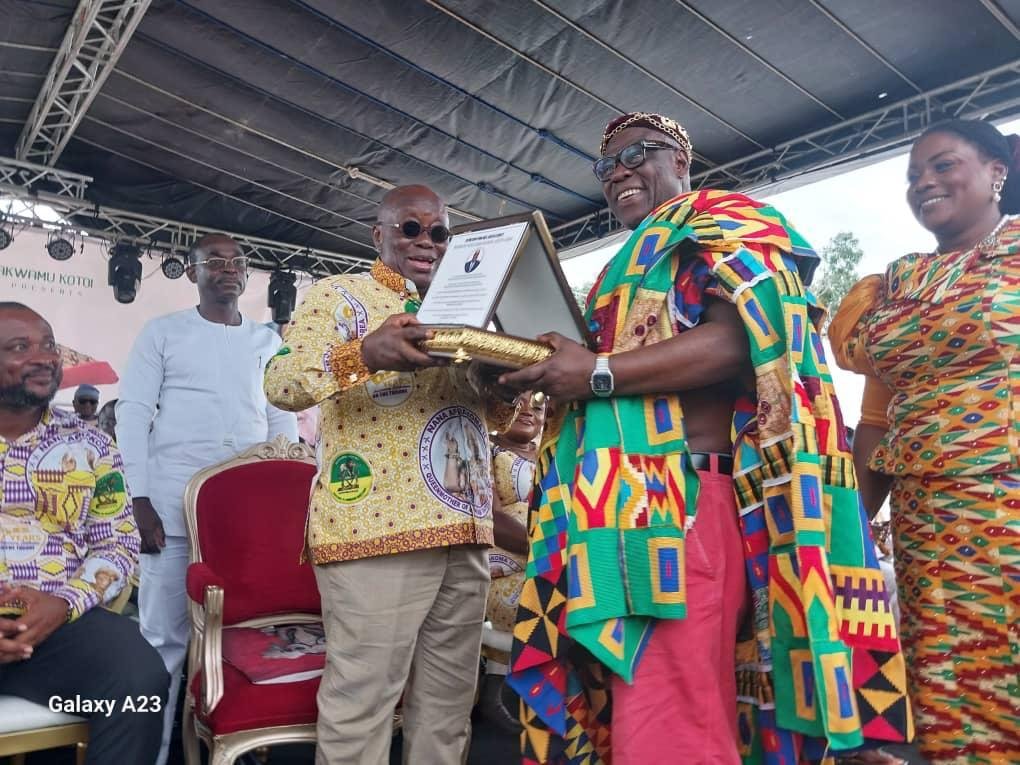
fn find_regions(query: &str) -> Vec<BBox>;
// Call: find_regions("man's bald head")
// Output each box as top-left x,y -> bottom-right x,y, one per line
377,185 -> 446,221
0,302 -> 41,320
373,185 -> 450,293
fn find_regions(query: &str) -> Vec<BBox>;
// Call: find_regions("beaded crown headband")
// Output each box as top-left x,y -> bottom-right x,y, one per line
600,112 -> 693,158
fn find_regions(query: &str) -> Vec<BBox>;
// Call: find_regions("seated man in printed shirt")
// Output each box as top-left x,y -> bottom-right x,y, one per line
0,302 -> 168,765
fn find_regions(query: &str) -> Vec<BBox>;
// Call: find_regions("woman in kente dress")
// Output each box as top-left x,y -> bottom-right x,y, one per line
479,391 -> 545,733
829,119 -> 1020,764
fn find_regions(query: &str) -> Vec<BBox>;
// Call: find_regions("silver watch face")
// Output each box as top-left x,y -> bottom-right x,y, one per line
591,373 -> 613,394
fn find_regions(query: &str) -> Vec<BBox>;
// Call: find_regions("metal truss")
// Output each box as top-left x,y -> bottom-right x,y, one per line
15,0 -> 152,166
550,60 -> 1020,251
0,168 -> 369,277
0,157 -> 91,199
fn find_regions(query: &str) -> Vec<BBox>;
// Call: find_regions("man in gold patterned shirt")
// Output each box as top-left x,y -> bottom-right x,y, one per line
265,185 -> 511,764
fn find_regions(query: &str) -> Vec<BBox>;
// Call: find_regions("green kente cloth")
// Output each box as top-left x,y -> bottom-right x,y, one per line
509,190 -> 912,764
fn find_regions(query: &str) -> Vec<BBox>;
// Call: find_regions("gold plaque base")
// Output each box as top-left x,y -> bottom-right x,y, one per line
421,326 -> 551,369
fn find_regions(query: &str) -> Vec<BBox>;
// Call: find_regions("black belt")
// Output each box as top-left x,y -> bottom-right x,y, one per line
688,452 -> 734,474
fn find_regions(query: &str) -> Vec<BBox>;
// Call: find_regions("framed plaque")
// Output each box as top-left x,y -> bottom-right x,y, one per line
416,211 -> 590,368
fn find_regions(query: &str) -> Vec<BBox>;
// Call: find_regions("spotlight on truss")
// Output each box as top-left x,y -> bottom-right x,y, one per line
268,269 -> 297,325
46,231 -> 75,261
108,242 -> 143,304
161,252 -> 186,279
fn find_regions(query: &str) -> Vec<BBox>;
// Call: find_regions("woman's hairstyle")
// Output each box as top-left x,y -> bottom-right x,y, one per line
918,118 -> 1020,214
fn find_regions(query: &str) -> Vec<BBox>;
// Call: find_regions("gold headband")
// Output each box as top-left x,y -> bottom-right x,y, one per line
600,112 -> 693,158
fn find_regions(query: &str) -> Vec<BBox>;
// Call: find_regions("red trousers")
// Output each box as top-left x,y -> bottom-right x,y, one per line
611,469 -> 749,764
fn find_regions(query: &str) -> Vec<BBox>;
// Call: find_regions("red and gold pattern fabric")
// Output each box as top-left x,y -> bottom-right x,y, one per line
832,218 -> 1020,763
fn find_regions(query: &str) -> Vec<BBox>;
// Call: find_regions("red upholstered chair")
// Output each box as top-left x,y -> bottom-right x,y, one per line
182,436 -> 320,765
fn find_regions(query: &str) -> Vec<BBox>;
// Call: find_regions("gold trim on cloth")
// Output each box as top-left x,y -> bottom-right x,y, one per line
308,522 -> 494,564
327,338 -> 372,388
421,327 -> 552,369
370,259 -> 417,300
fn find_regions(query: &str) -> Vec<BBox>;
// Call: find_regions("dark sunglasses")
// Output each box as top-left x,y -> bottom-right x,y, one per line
593,140 -> 678,182
377,220 -> 451,244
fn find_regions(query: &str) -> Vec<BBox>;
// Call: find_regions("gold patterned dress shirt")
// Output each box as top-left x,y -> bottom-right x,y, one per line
265,260 -> 513,564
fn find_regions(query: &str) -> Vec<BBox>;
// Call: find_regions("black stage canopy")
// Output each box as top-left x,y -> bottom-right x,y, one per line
1,0 -> 1019,273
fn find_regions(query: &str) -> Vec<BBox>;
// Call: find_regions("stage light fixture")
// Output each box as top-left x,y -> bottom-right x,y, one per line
46,232 -> 75,261
108,242 -> 143,304
0,220 -> 12,250
161,253 -> 186,279
268,269 -> 297,325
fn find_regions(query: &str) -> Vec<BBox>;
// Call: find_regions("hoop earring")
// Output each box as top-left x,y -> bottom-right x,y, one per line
993,177 -> 1005,204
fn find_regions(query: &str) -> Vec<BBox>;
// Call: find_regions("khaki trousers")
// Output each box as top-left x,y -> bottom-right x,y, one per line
314,545 -> 489,765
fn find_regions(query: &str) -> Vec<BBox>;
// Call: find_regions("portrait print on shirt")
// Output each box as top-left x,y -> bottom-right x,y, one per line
419,406 -> 492,517
79,557 -> 125,602
26,428 -> 107,531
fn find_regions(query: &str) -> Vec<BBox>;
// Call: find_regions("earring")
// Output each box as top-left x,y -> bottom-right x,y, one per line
993,177 -> 1005,204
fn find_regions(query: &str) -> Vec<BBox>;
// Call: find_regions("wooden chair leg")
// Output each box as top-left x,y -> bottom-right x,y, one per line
182,702 -> 202,765
12,754 -> 27,765
76,741 -> 88,765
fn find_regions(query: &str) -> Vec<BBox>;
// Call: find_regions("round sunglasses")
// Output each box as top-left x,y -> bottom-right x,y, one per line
377,220 -> 451,244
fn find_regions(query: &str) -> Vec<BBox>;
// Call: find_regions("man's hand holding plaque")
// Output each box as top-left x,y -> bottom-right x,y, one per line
362,314 -> 446,373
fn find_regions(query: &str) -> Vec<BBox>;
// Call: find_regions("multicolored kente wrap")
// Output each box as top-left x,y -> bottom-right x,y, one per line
507,190 -> 913,764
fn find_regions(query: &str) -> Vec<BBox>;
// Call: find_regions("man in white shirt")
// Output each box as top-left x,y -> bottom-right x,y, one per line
116,234 -> 298,765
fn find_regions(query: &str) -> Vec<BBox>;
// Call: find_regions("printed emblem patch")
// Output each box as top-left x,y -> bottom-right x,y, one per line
0,519 -> 47,563
510,456 -> 536,503
328,452 -> 373,504
332,285 -> 368,342
92,467 -> 127,516
419,406 -> 492,517
488,551 -> 525,579
365,371 -> 414,407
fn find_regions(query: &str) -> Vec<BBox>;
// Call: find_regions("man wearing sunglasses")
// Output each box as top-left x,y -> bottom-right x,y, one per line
117,233 -> 298,765
501,113 -> 912,762
265,185 -> 516,765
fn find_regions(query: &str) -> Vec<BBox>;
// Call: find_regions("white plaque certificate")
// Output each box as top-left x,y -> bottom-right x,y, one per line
415,211 -> 590,368
416,221 -> 528,326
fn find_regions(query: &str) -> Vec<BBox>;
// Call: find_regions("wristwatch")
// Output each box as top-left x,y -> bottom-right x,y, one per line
589,354 -> 614,398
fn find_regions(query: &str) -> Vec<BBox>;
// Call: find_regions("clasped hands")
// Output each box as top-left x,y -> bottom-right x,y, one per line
0,585 -> 70,663
361,314 -> 596,403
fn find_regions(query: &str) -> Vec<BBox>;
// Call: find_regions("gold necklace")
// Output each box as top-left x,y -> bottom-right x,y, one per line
937,215 -> 1009,254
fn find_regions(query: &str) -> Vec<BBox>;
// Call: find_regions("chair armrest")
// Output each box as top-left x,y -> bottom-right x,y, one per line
186,562 -> 225,605
200,585 -> 225,714
185,563 -> 226,715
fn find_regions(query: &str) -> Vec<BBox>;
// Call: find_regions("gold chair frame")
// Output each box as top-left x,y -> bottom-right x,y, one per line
0,722 -> 87,765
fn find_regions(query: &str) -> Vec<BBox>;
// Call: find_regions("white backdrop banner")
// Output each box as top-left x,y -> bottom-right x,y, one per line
0,227 -> 274,406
